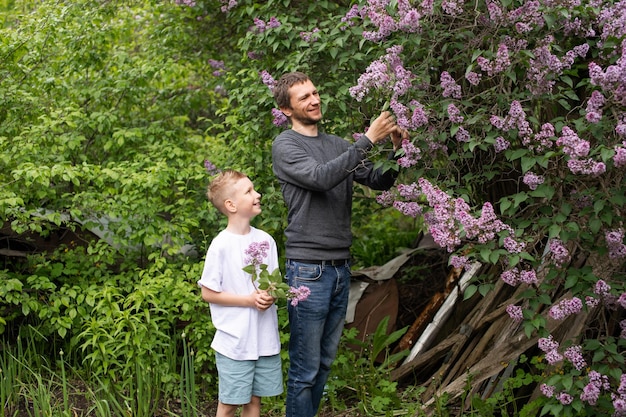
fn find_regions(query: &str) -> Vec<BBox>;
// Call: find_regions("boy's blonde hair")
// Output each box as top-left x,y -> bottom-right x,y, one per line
207,169 -> 247,215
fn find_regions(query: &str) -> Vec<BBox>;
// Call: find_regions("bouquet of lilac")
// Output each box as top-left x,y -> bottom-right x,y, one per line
243,241 -> 310,307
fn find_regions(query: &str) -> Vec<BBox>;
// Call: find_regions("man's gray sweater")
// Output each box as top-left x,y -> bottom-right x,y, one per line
272,130 -> 398,261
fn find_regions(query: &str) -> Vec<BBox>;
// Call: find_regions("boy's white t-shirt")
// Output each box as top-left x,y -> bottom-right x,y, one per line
198,227 -> 281,361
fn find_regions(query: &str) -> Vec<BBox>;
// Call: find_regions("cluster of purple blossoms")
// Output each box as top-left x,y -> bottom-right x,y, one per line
564,345 -> 587,371
393,201 -> 422,217
440,71 -> 461,99
522,171 -> 544,190
208,59 -> 226,77
391,99 -> 428,130
549,297 -> 583,320
450,254 -> 470,269
613,373 -> 626,416
597,3 -> 626,48
541,383 -> 555,398
244,241 -> 270,268
477,43 -> 511,77
253,16 -> 280,33
594,279 -> 611,298
447,103 -> 464,124
219,0 -> 237,12
567,158 -> 606,176
549,238 -> 570,268
355,0 -> 424,41
494,136 -> 510,153
271,108 -> 288,128
538,335 -> 563,365
465,71 -> 481,86
506,304 -> 523,322
299,28 -> 320,43
585,90 -> 606,123
288,286 -> 311,307
557,126 -> 606,176
490,100 -> 532,143
527,39 -> 588,95
606,228 -> 626,259
474,202 -> 514,244
556,392 -> 574,405
499,267 -> 536,286
589,40 -> 626,106
524,123 -> 555,153
455,126 -> 470,142
614,141 -> 626,168
398,139 -> 422,168
204,160 -> 219,175
260,70 -> 275,91
441,0 -> 464,16
349,45 -> 415,102
581,370 -> 611,405
503,236 -> 525,253
508,1 -> 544,33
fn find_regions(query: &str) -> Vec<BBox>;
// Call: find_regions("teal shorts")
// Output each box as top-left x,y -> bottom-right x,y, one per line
215,351 -> 283,405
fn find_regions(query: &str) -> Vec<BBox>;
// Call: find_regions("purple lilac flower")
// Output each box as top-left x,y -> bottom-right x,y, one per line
557,392 -> 573,405
619,293 -> 626,309
549,239 -> 570,267
503,236 -> 525,253
220,0 -> 237,12
606,229 -> 626,259
440,71 -> 462,99
393,201 -> 422,217
594,280 -> 611,298
522,172 -> 544,190
271,108 -> 288,128
549,297 -> 583,320
465,71 -> 481,85
557,126 -> 589,156
300,28 -> 320,43
519,269 -> 537,285
376,190 -> 395,207
541,383 -> 555,398
614,142 -> 626,167
539,335 -> 559,352
204,160 -> 219,175
586,296 -> 600,308
585,90 -> 605,123
398,139 -> 422,167
455,126 -> 470,142
545,349 -> 564,365
506,304 -> 523,322
447,103 -> 464,123
350,45 -> 414,102
564,345 -> 587,371
260,70 -> 276,91
442,0 -> 464,16
267,17 -> 281,28
289,286 -> 311,306
494,136 -> 510,153
244,241 -> 270,267
500,268 -> 519,286
450,255 -> 470,269
567,158 -> 606,176
397,182 -> 421,199
580,381 -> 600,405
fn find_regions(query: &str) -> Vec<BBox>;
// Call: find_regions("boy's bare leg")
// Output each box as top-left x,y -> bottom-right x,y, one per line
241,395 -> 261,417
216,401 -> 238,417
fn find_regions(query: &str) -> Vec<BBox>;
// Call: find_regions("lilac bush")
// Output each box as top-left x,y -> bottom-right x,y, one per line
198,0 -> 626,414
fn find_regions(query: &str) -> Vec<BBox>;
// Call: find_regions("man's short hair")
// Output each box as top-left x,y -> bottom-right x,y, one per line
273,71 -> 310,110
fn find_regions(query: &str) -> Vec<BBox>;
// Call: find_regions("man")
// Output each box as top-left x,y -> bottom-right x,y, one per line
271,71 -> 407,417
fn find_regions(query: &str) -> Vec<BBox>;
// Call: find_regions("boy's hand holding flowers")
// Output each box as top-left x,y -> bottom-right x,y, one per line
244,241 -> 310,307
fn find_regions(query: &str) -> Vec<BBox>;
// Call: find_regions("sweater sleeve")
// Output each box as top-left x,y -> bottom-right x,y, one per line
272,131 -> 374,192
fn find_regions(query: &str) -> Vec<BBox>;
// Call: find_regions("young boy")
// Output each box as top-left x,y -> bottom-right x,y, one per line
198,169 -> 283,417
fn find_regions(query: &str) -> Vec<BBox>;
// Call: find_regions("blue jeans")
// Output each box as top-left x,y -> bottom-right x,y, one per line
285,259 -> 351,417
